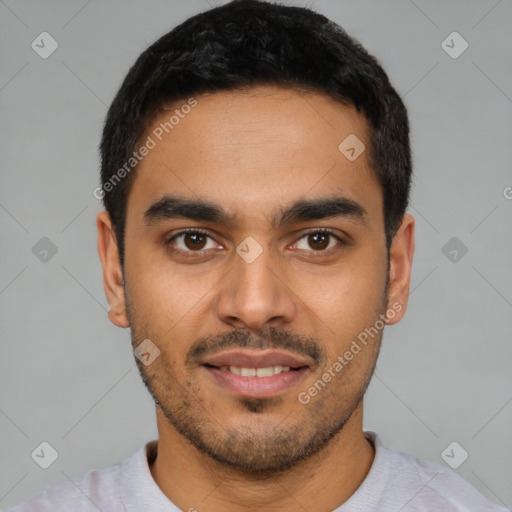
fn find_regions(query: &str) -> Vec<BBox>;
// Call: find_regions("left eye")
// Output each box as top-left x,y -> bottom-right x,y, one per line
294,231 -> 341,251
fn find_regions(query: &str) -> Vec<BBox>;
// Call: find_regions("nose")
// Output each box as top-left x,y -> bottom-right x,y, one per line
215,244 -> 296,331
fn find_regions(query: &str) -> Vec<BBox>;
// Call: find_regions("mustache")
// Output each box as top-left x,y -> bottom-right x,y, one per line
186,326 -> 325,367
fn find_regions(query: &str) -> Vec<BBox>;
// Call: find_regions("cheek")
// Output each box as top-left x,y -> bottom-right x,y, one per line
304,255 -> 386,354
127,265 -> 219,365
299,249 -> 385,311
127,253 -> 195,327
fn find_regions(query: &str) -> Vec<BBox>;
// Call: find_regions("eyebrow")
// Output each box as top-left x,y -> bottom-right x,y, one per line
143,194 -> 367,229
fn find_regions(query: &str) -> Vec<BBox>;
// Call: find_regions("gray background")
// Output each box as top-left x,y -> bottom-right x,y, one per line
1,0 -> 511,509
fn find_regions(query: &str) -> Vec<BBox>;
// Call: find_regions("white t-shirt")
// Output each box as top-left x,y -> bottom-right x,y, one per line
6,432 -> 506,512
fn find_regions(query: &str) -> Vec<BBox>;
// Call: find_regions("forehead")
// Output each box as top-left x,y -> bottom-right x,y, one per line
127,85 -> 382,228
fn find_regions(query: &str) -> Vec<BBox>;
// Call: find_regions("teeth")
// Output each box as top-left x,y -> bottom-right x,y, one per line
256,367 -> 273,377
218,365 -> 292,377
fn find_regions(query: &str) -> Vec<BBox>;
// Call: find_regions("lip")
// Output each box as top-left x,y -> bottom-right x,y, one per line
202,349 -> 312,369
200,349 -> 312,399
203,365 -> 310,398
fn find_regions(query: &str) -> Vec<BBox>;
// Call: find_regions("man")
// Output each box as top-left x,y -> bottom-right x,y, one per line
7,1 -> 506,511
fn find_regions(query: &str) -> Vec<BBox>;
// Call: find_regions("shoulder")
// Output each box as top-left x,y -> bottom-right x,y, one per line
367,433 -> 507,512
5,458 -> 123,512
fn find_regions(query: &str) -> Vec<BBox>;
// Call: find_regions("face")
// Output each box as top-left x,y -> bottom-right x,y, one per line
98,85 -> 413,474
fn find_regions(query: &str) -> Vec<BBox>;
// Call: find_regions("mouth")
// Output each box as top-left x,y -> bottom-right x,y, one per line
201,349 -> 312,398
206,364 -> 296,377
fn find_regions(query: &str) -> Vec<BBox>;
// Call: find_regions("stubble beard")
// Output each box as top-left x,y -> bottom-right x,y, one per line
125,279 -> 387,476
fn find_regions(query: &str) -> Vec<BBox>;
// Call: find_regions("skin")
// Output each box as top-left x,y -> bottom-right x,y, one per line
97,85 -> 415,511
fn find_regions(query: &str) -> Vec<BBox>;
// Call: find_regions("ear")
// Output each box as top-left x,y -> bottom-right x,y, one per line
386,213 -> 415,325
96,210 -> 130,328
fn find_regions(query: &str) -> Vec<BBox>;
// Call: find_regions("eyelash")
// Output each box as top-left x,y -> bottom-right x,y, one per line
165,227 -> 346,258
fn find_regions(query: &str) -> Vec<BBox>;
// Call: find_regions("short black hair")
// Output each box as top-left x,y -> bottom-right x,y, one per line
100,0 -> 412,269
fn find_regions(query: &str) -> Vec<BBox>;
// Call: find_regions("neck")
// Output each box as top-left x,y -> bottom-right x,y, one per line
149,402 -> 374,512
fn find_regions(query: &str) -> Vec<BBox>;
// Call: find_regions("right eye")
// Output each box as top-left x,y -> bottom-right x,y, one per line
166,229 -> 222,256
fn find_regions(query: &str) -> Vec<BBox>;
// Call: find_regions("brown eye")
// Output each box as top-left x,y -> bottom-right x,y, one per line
294,230 -> 343,253
183,232 -> 207,250
307,232 -> 330,250
168,230 -> 218,253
